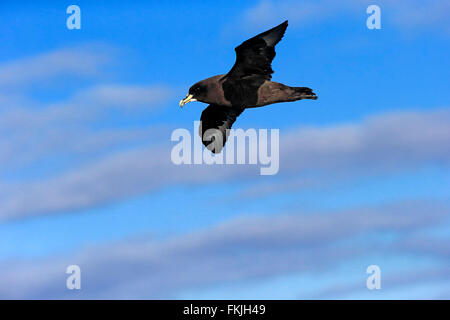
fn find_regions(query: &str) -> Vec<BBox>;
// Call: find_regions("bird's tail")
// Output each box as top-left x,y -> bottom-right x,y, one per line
291,87 -> 318,100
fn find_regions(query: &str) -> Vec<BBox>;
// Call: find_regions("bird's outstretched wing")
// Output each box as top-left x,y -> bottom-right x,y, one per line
225,20 -> 288,80
199,104 -> 244,154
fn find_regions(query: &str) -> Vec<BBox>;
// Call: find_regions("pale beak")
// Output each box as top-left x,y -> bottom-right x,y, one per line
179,94 -> 197,108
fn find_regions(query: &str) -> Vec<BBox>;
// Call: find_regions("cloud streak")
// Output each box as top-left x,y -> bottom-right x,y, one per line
0,45 -> 113,89
279,108 -> 450,173
241,0 -> 450,34
0,200 -> 448,299
0,46 -> 173,177
1,107 -> 449,221
313,267 -> 450,299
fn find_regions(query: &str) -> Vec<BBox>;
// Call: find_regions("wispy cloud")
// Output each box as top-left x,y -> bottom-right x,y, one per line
0,45 -> 114,89
279,108 -> 450,173
1,107 -> 449,221
235,177 -> 318,200
0,46 -> 173,176
1,46 -> 449,224
386,0 -> 450,33
313,267 -> 450,299
240,0 -> 450,34
0,143 -> 255,221
243,0 -> 338,29
75,84 -> 172,109
0,84 -> 172,129
0,85 -> 173,173
0,200 -> 448,298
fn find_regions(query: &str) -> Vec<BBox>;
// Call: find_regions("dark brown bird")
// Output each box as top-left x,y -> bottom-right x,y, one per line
180,20 -> 317,153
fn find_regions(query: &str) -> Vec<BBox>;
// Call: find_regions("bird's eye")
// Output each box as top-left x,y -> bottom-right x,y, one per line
189,84 -> 205,96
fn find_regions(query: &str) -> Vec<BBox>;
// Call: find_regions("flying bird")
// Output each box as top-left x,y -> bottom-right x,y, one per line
180,20 -> 317,153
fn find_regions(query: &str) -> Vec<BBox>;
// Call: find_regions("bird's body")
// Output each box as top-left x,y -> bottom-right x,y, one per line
180,20 -> 317,153
194,74 -> 315,108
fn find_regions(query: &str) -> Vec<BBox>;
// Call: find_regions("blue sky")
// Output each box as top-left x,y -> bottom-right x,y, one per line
0,0 -> 449,299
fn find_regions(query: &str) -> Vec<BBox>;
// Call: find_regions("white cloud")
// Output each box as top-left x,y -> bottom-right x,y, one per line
244,0 -> 336,29
0,45 -> 114,89
279,108 -> 450,173
241,0 -> 450,34
1,107 -> 449,221
384,0 -> 450,33
0,84 -> 173,173
0,200 -> 448,298
313,266 -> 450,298
0,46 -> 448,223
0,46 -> 173,175
74,84 -> 172,109
0,145 -> 249,221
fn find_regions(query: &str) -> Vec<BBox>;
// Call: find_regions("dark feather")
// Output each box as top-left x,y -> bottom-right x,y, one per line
225,20 -> 288,80
199,104 -> 244,153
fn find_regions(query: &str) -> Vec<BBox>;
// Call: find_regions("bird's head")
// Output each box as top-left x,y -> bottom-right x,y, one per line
179,81 -> 208,107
